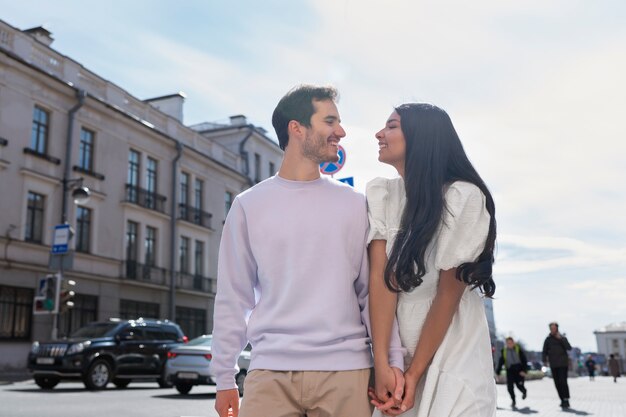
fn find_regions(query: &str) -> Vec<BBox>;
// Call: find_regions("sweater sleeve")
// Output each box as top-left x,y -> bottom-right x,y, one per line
357,204 -> 406,370
211,198 -> 258,390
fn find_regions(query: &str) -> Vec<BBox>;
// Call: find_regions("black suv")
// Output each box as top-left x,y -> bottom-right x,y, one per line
27,318 -> 187,390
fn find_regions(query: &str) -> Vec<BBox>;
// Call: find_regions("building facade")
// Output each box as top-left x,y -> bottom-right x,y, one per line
0,20 -> 282,371
595,322 -> 626,374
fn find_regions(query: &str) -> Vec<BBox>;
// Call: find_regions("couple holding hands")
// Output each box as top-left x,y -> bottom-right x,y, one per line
212,84 -> 497,417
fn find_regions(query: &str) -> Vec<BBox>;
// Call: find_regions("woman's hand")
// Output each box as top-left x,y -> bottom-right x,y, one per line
369,366 -> 407,415
397,370 -> 421,414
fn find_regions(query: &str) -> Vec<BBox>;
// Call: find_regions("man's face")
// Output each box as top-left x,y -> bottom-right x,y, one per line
550,324 -> 558,334
301,99 -> 346,164
506,339 -> 515,349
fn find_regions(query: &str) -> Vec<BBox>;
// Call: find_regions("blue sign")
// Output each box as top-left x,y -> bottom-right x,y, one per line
51,224 -> 70,255
320,145 -> 346,175
337,177 -> 354,187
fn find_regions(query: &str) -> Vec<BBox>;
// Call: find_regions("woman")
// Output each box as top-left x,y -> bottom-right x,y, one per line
367,103 -> 497,416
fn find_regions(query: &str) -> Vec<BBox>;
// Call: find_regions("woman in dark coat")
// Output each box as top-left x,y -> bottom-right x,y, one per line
608,354 -> 621,383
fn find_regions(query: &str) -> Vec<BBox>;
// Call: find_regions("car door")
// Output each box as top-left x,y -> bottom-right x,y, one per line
115,326 -> 149,375
143,326 -> 167,375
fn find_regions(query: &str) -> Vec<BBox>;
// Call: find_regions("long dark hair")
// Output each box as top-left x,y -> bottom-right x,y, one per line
384,103 -> 496,297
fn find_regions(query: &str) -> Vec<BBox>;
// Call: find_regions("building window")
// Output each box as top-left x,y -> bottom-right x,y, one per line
0,285 -> 33,340
25,192 -> 45,243
146,157 -> 158,210
194,179 -> 203,211
254,153 -> 261,182
194,241 -> 205,290
180,172 -> 189,206
31,106 -> 49,154
78,128 -> 95,171
179,236 -> 189,274
175,306 -> 206,339
225,191 -> 233,216
125,221 -> 138,278
194,241 -> 204,275
120,299 -> 160,320
145,226 -> 156,267
75,206 -> 91,253
127,150 -> 140,202
269,161 -> 275,177
58,294 -> 98,338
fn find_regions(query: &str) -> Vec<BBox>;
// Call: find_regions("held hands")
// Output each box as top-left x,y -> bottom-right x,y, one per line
369,366 -> 410,416
215,389 -> 240,417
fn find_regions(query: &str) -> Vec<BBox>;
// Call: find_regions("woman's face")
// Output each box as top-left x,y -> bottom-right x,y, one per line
375,111 -> 406,172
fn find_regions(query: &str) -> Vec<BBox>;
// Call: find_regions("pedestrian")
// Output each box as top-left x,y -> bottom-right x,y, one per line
367,103 -> 497,416
496,337 -> 528,408
584,355 -> 596,381
211,85 -> 405,417
608,354 -> 621,383
542,322 -> 572,408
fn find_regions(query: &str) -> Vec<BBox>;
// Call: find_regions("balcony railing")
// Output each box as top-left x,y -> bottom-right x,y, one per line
178,204 -> 213,229
123,261 -> 167,285
125,184 -> 167,213
178,272 -> 216,294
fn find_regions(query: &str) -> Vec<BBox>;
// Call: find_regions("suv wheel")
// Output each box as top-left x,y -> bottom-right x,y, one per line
236,371 -> 246,396
84,359 -> 111,390
175,382 -> 193,395
34,376 -> 59,389
113,378 -> 130,388
157,375 -> 173,388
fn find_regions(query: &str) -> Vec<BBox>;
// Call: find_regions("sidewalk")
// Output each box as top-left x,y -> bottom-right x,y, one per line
497,375 -> 625,416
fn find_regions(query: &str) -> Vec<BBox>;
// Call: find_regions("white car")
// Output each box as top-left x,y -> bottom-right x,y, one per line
164,334 -> 251,395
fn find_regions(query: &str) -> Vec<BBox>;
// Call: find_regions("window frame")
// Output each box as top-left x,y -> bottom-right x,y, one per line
31,105 -> 49,155
25,191 -> 45,243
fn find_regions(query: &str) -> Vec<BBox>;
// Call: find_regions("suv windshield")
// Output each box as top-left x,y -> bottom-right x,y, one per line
70,322 -> 120,338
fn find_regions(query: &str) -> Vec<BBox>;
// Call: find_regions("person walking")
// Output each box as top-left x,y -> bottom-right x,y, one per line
584,355 -> 596,381
542,322 -> 572,408
496,337 -> 528,408
608,354 -> 621,383
211,85 -> 405,417
367,103 -> 497,416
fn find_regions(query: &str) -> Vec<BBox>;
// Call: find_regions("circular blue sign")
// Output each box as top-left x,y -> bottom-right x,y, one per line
320,145 -> 346,175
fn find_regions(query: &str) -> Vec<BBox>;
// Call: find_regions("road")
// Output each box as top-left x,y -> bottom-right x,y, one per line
1,375 -> 624,417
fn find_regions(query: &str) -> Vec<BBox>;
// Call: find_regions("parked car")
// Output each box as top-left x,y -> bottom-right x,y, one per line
165,334 -> 251,395
27,318 -> 187,390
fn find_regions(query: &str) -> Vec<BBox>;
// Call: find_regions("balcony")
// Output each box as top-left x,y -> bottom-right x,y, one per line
178,204 -> 213,229
124,184 -> 167,213
123,260 -> 167,285
178,272 -> 216,294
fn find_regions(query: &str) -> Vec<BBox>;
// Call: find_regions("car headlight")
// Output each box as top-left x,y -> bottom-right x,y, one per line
31,341 -> 40,354
66,341 -> 91,355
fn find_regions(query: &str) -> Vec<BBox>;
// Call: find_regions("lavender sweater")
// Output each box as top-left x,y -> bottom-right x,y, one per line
211,175 -> 404,390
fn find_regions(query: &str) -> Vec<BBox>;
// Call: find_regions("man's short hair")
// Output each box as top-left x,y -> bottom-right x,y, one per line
505,337 -> 514,342
271,85 -> 338,150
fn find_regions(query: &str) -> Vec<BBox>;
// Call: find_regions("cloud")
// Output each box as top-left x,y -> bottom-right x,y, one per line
495,234 -> 626,275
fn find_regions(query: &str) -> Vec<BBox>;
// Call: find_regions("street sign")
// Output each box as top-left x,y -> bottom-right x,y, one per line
319,145 -> 346,176
51,224 -> 70,255
33,274 -> 60,315
337,177 -> 354,187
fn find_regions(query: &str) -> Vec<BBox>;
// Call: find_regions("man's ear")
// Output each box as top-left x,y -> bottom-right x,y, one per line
287,120 -> 304,140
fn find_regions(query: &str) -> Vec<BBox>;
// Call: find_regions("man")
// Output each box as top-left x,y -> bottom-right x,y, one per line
584,355 -> 596,381
212,85 -> 405,417
542,322 -> 572,409
496,337 -> 528,408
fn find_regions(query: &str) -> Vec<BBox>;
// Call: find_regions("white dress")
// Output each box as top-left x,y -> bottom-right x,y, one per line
367,178 -> 496,417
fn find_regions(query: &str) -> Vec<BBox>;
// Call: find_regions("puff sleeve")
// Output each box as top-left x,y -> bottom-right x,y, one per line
365,177 -> 389,244
434,182 -> 490,271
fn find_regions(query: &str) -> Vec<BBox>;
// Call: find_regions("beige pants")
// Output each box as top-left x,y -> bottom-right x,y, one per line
239,369 -> 373,417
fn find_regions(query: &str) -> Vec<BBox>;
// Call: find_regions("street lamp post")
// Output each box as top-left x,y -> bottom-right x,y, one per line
49,89 -> 89,340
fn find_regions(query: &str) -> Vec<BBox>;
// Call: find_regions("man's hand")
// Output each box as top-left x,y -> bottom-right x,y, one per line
215,389 -> 239,417
520,371 -> 527,378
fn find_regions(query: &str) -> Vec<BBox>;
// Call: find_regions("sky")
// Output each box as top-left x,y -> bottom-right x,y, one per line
2,0 -> 625,352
